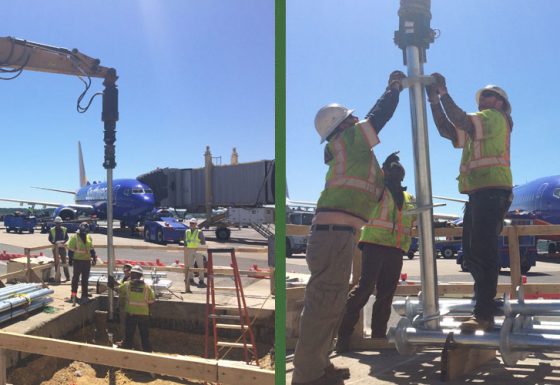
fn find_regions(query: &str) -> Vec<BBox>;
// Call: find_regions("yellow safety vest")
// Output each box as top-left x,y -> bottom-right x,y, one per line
68,234 -> 93,260
119,280 -> 155,316
50,226 -> 67,241
359,190 -> 415,252
317,120 -> 385,221
185,229 -> 201,249
453,109 -> 512,193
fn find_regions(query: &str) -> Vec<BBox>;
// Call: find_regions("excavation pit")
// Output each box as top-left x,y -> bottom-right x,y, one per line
1,285 -> 274,385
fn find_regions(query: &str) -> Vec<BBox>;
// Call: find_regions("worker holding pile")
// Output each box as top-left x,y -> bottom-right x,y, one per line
119,265 -> 155,352
67,222 -> 97,304
48,216 -> 70,283
292,70 -> 405,385
335,152 -> 415,353
183,218 -> 206,292
427,74 -> 513,332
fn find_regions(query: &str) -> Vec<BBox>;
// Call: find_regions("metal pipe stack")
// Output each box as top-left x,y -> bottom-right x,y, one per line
0,283 -> 53,324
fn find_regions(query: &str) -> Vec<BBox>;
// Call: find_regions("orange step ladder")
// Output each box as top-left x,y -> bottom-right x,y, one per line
204,248 -> 259,365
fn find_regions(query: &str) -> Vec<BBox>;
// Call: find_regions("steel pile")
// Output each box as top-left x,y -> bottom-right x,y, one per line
389,287 -> 560,366
0,283 -> 53,324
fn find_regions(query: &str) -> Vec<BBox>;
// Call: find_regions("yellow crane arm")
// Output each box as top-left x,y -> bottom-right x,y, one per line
0,36 -> 111,78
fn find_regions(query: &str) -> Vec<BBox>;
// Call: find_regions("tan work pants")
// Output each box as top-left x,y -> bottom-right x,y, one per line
292,227 -> 355,383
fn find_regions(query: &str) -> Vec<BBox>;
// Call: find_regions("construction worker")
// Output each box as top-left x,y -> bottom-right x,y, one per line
183,218 -> 206,292
335,152 -> 415,353
67,222 -> 97,304
427,74 -> 513,332
48,216 -> 70,283
122,263 -> 133,283
292,70 -> 405,385
119,265 -> 155,352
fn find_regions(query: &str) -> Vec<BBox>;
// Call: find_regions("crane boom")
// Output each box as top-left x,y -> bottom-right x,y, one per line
0,36 -> 111,78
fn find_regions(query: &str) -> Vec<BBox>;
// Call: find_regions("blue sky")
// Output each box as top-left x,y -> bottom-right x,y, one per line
287,0 -> 559,216
0,0 -> 273,208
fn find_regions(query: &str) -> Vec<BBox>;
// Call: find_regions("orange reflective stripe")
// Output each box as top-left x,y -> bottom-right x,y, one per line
460,156 -> 509,172
453,127 -> 467,148
358,120 -> 380,148
470,115 -> 484,159
396,210 -> 402,249
363,220 -> 412,234
332,138 -> 346,176
325,177 -> 383,196
379,194 -> 390,220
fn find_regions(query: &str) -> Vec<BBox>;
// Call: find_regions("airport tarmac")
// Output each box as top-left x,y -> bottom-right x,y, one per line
0,225 -> 274,311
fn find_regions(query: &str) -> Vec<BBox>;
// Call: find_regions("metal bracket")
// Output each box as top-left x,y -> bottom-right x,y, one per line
401,75 -> 434,89
405,202 -> 445,215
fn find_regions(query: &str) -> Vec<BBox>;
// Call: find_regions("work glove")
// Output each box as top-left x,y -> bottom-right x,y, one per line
91,252 -> 97,266
430,72 -> 448,94
107,275 -> 116,289
68,250 -> 74,267
425,84 -> 439,104
387,70 -> 406,92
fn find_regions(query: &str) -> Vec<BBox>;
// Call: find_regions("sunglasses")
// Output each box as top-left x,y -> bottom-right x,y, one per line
480,91 -> 500,99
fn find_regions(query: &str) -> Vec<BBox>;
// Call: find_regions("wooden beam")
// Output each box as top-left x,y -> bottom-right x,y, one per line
0,263 -> 53,282
441,333 -> 496,381
28,244 -> 267,253
0,331 -> 274,385
506,226 -> 522,297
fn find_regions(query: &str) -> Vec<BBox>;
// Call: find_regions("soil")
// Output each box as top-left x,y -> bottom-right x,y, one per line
8,328 -> 273,385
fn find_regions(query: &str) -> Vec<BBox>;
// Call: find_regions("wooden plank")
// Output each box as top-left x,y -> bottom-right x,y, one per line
441,334 -> 496,381
0,349 -> 5,385
28,243 -> 267,253
0,263 -> 53,281
218,360 -> 274,385
0,331 -> 273,384
0,331 -> 215,382
507,226 -> 522,297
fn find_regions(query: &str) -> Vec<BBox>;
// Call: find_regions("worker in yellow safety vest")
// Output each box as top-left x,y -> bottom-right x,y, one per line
335,152 -> 415,353
118,265 -> 155,352
183,218 -> 206,292
427,74 -> 513,332
48,216 -> 70,283
67,222 -> 97,304
292,70 -> 406,385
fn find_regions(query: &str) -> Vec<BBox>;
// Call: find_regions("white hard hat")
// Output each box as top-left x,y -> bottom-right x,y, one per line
314,103 -> 354,144
131,265 -> 143,275
476,85 -> 511,114
54,216 -> 63,223
189,218 -> 197,224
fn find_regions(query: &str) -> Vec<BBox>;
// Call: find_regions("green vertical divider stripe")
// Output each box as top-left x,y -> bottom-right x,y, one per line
275,0 -> 286,383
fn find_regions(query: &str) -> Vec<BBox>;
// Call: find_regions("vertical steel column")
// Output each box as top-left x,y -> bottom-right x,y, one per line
395,0 -> 439,329
102,68 -> 118,321
405,46 -> 439,329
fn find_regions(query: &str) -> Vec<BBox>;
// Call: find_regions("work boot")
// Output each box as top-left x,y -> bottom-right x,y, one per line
189,278 -> 197,286
292,372 -> 344,385
325,363 -> 350,380
197,280 -> 207,288
459,316 -> 494,333
79,296 -> 90,305
334,336 -> 350,354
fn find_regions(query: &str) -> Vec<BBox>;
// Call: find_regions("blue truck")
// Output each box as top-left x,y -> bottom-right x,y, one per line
143,208 -> 187,245
456,217 -> 537,274
4,212 -> 36,234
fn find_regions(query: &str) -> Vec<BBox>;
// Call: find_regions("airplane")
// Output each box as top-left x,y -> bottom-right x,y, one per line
435,175 -> 560,254
0,142 -> 156,229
